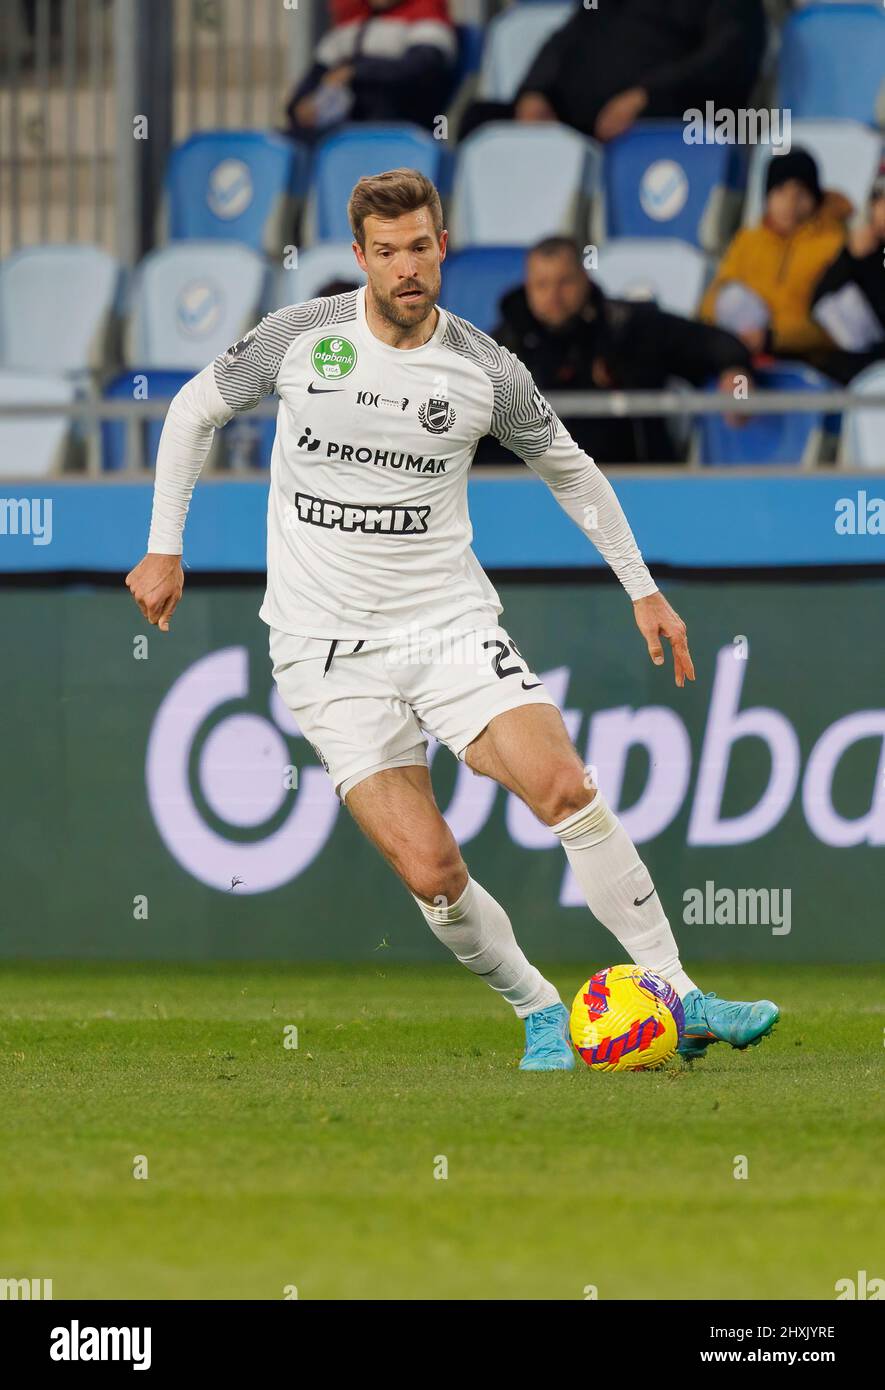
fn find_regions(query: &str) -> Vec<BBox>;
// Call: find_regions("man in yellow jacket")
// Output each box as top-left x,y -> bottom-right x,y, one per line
701,147 -> 852,360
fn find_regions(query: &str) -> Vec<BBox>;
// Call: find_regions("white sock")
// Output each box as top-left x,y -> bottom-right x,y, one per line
552,793 -> 698,1000
413,876 -> 560,1018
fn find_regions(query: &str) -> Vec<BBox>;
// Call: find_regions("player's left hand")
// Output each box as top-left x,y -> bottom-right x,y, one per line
632,591 -> 695,688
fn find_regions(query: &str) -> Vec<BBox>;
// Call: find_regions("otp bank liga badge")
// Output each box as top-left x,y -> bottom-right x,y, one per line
311,336 -> 357,380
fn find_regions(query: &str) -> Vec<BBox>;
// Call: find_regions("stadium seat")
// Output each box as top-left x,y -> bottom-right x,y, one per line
124,242 -> 267,369
439,247 -> 527,334
477,4 -> 572,102
450,123 -> 600,247
0,245 -> 121,376
102,369 -> 275,471
596,122 -> 741,253
594,238 -> 711,318
305,124 -> 446,243
101,370 -> 190,472
742,120 -> 883,226
451,24 -> 485,100
695,362 -> 832,467
0,371 -> 75,477
162,130 -> 308,256
269,244 -> 365,312
839,361 -> 885,468
779,4 -> 885,126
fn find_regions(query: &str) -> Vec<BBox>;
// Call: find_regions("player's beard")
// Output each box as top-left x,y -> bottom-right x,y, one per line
372,270 -> 441,332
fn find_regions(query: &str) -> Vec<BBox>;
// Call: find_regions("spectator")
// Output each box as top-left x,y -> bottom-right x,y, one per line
811,164 -> 885,384
285,0 -> 457,142
460,0 -> 766,143
488,237 -> 751,465
316,277 -> 364,297
700,148 -> 852,364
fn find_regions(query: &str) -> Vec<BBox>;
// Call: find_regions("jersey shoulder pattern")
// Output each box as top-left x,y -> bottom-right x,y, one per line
212,289 -> 360,412
439,309 -> 557,462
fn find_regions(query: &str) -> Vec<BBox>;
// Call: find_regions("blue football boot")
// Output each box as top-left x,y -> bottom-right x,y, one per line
678,989 -> 779,1060
519,1002 -> 576,1071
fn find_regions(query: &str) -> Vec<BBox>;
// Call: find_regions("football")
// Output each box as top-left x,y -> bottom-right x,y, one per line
570,965 -> 685,1072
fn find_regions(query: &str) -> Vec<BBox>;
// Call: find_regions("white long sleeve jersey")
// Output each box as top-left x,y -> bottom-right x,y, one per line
148,284 -> 657,638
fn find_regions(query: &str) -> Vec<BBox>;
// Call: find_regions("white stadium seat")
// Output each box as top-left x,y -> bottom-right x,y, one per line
477,4 -> 572,102
0,245 -> 120,375
594,238 -> 711,317
450,123 -> 601,247
125,241 -> 267,369
269,244 -> 365,313
0,371 -> 75,478
840,361 -> 885,469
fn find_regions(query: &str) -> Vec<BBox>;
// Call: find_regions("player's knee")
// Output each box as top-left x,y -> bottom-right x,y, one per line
404,842 -> 468,908
536,763 -> 595,827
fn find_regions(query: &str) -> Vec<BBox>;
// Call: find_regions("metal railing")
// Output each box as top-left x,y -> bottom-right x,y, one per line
2,390 -> 885,476
3,389 -> 885,422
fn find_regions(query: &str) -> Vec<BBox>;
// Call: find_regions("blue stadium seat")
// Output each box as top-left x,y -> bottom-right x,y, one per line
841,361 -> 885,468
451,24 -> 485,99
779,4 -> 885,125
102,370 -> 190,472
0,370 -> 75,477
599,122 -> 740,252
0,245 -> 121,375
696,363 -> 832,467
439,247 -> 527,334
742,120 -> 882,226
305,124 -> 445,243
478,4 -> 572,102
269,244 -> 365,312
594,238 -> 710,318
125,242 -> 267,369
450,123 -> 600,247
163,131 -> 308,255
102,369 -> 274,471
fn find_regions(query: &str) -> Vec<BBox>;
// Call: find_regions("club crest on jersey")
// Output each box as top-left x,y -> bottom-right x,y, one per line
311,335 -> 358,381
418,398 -> 456,435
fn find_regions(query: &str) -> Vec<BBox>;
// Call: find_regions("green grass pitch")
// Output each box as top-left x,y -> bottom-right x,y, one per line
1,961 -> 882,1301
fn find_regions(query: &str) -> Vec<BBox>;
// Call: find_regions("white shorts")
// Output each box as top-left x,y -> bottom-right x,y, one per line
269,615 -> 559,800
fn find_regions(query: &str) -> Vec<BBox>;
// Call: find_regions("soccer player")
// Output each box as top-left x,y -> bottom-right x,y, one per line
127,168 -> 778,1070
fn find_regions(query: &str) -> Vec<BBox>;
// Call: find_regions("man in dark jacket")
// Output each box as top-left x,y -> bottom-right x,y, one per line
812,167 -> 885,384
489,237 -> 751,465
461,0 -> 766,143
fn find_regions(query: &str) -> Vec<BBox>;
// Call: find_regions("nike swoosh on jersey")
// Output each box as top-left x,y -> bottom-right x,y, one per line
633,888 -> 656,906
521,679 -> 543,690
307,383 -> 345,394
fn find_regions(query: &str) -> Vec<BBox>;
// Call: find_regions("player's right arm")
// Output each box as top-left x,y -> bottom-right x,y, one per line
126,317 -> 281,630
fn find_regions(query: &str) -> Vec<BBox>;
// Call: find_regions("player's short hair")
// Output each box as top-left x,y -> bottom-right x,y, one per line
348,168 -> 444,251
